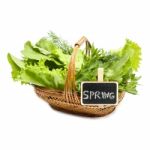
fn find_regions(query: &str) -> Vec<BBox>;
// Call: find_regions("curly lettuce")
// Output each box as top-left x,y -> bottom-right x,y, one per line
7,33 -> 141,94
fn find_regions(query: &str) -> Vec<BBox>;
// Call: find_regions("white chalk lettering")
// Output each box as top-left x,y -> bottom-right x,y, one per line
83,91 -> 115,100
95,91 -> 101,99
101,92 -> 115,99
90,91 -> 95,99
83,91 -> 89,99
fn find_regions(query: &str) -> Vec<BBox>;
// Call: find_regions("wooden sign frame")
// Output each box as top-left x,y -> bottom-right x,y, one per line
81,81 -> 118,106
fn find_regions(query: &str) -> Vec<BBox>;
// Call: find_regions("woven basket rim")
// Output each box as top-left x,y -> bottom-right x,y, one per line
35,86 -> 125,116
35,86 -> 125,107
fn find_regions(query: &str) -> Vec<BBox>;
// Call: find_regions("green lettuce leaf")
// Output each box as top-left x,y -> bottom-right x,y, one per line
7,33 -> 141,95
7,53 -> 24,79
20,63 -> 66,89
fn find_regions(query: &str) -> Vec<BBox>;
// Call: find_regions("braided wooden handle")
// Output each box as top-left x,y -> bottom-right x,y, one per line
64,36 -> 91,103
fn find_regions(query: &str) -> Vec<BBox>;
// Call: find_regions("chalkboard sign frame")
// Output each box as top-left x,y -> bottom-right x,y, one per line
81,81 -> 118,106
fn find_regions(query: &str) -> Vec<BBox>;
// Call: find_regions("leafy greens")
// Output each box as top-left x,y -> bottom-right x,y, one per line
7,32 -> 141,94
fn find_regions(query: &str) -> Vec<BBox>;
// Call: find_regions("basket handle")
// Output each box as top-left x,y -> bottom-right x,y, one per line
64,36 -> 91,103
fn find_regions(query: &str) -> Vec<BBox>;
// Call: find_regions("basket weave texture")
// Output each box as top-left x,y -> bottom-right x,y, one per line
35,36 -> 125,116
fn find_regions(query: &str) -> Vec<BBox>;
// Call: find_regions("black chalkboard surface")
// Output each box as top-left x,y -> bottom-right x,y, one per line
81,82 -> 118,105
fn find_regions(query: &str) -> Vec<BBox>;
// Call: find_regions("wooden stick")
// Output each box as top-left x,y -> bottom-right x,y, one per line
98,68 -> 104,82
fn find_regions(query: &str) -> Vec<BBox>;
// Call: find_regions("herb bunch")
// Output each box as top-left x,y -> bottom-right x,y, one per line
8,33 -> 141,94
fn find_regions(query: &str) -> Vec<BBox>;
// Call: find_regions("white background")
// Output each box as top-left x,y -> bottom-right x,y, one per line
0,0 -> 149,150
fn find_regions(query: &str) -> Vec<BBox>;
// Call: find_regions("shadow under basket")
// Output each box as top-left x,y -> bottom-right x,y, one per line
35,36 -> 125,117
35,87 -> 125,117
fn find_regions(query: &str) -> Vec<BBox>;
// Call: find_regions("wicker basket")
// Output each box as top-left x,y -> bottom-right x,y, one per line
35,36 -> 125,117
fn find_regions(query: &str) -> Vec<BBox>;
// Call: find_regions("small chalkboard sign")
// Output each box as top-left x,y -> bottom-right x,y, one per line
81,82 -> 118,105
